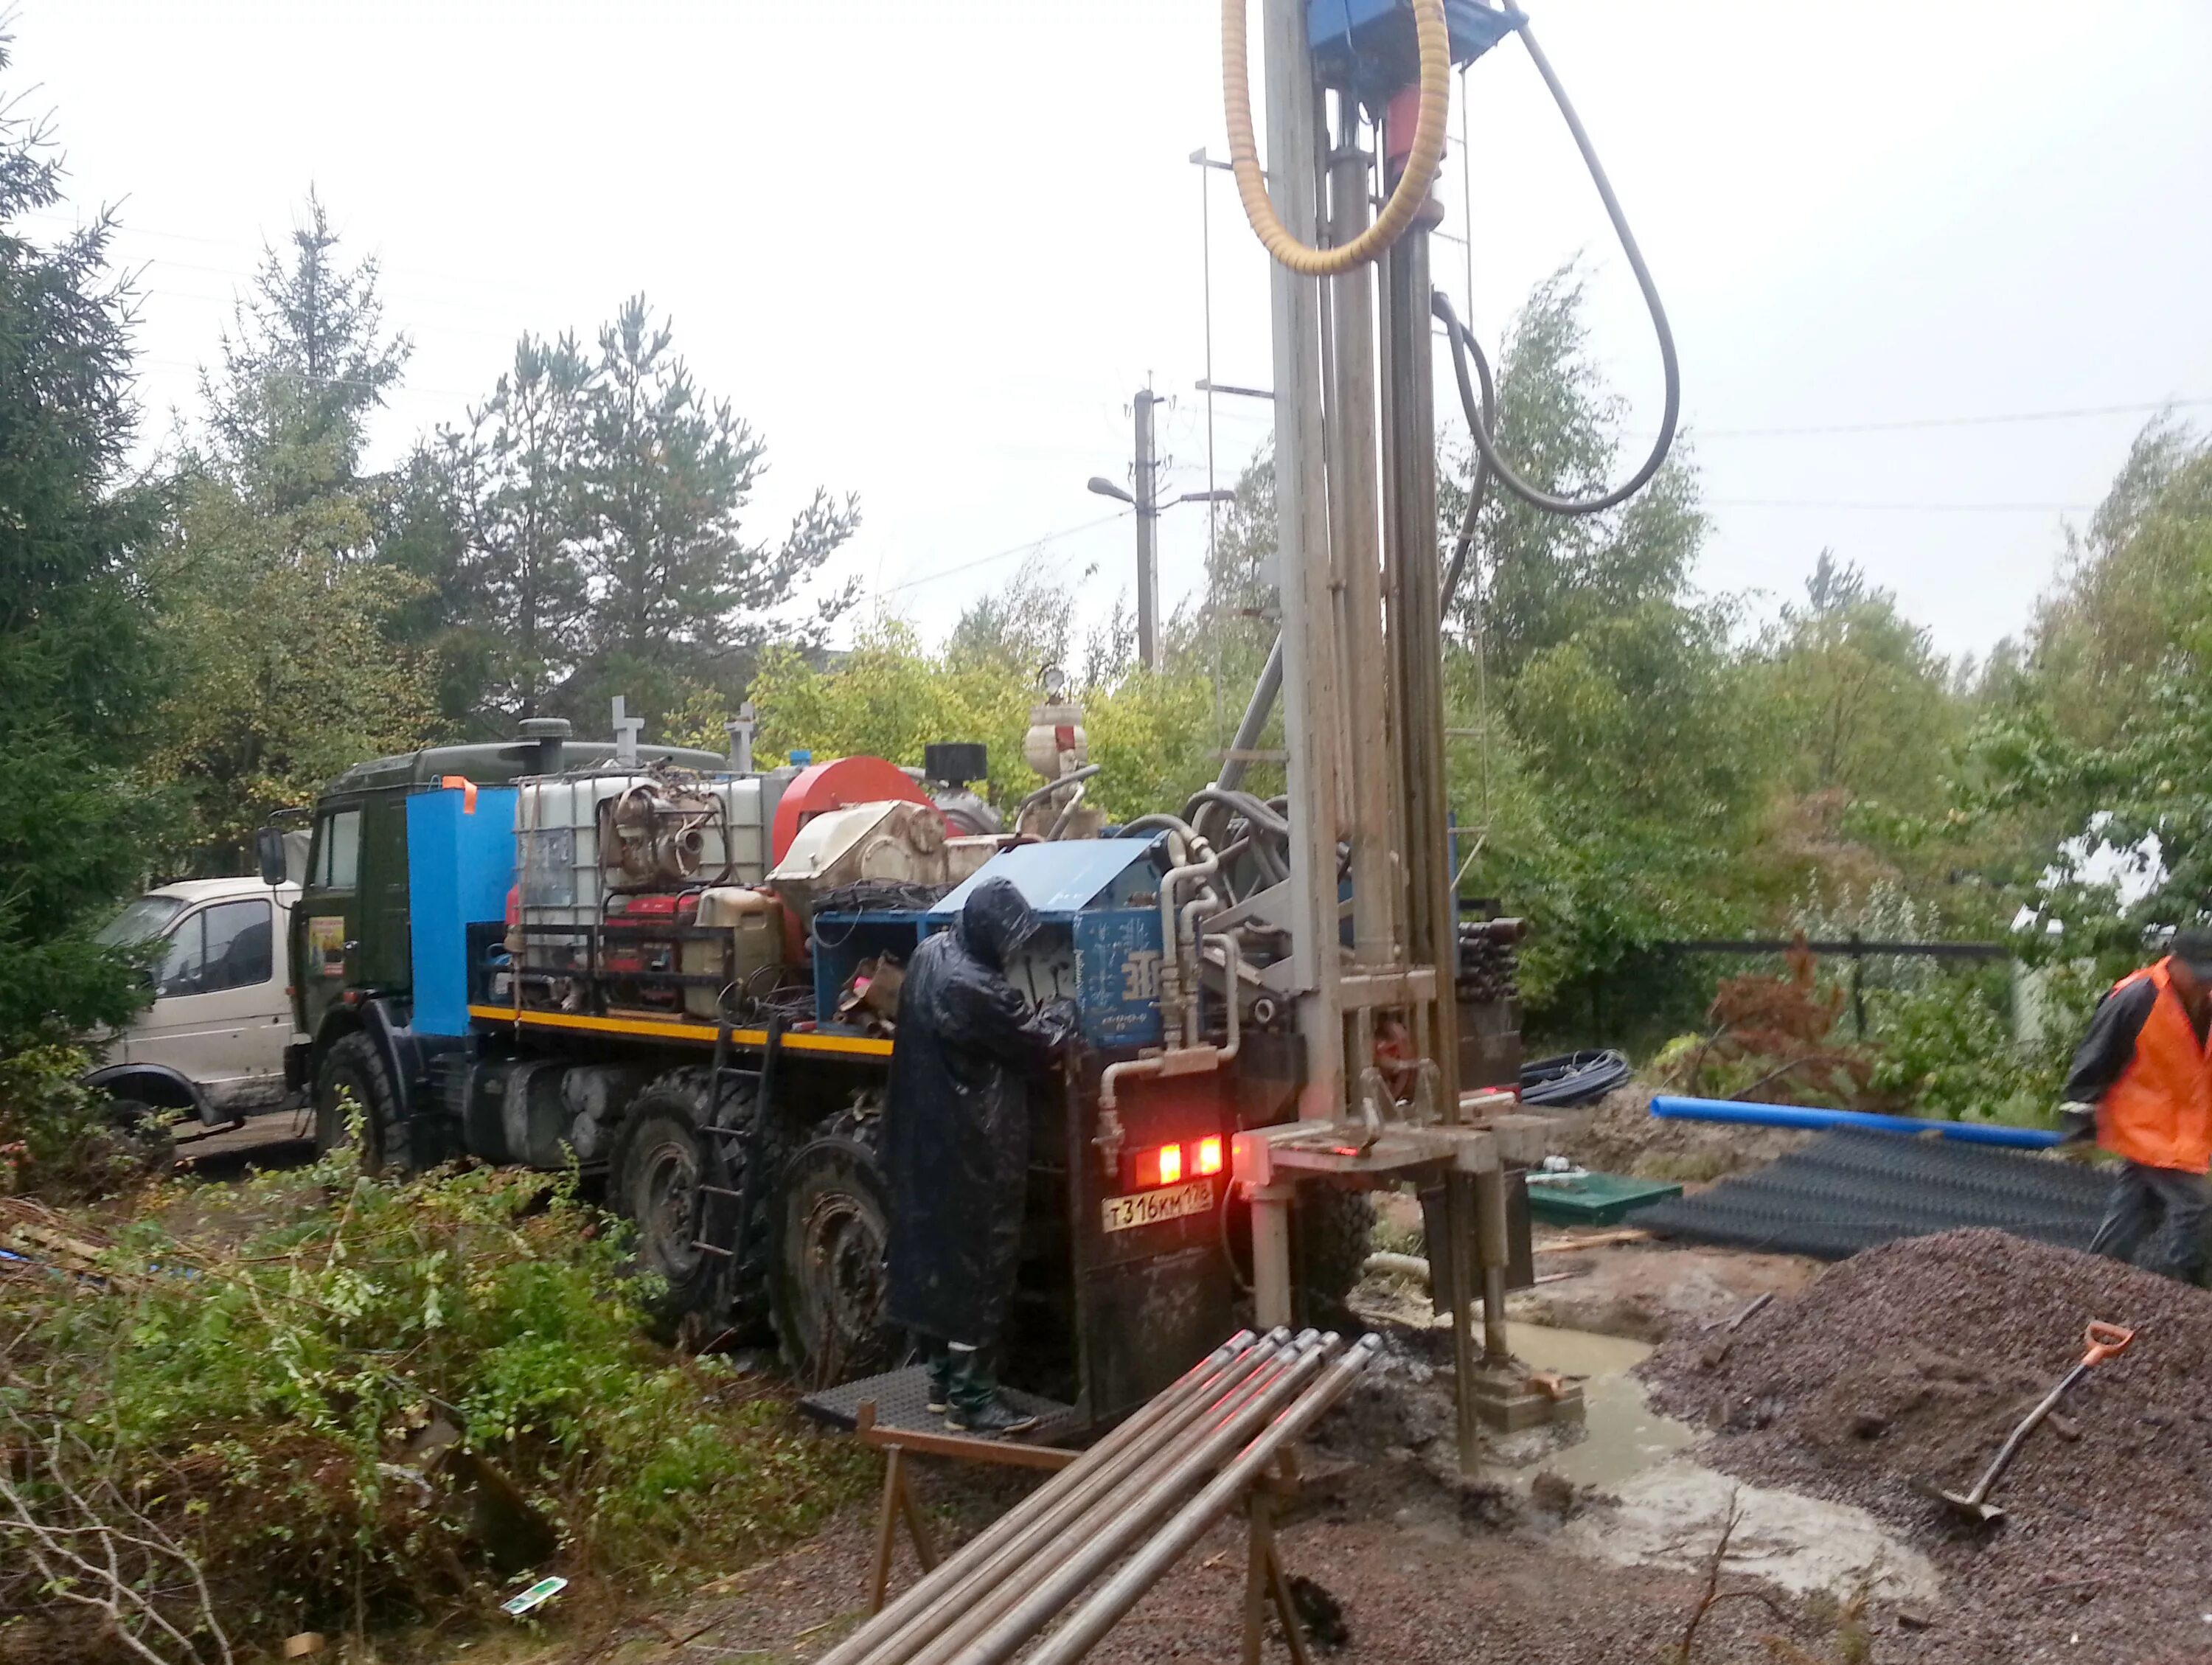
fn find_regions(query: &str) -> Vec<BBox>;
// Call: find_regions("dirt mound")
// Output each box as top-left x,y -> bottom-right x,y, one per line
1645,1228 -> 2212,1662
1560,1082 -> 1812,1184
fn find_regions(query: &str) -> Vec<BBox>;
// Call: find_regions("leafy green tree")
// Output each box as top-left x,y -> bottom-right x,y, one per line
947,557 -> 1082,679
0,40 -> 168,1043
1448,267 -> 1704,679
1959,423 -> 2212,964
1440,268 -> 1761,1038
2022,421 -> 2212,743
146,195 -> 430,865
1758,552 -> 1958,810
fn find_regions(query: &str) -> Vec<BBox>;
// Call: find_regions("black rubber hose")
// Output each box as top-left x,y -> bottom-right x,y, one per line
1432,25 -> 1680,522
1440,367 -> 1493,613
1518,1049 -> 1632,1108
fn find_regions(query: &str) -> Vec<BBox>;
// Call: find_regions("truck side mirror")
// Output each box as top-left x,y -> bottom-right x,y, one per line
255,826 -> 288,887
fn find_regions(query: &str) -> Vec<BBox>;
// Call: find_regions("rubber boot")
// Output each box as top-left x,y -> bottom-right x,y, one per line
944,1343 -> 1037,1437
923,1341 -> 953,1415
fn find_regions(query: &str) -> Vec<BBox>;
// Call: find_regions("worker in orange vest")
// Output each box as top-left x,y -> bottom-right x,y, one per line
2059,929 -> 2212,1282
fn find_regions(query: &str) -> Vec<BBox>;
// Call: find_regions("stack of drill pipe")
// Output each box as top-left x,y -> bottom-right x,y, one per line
818,1327 -> 1381,1665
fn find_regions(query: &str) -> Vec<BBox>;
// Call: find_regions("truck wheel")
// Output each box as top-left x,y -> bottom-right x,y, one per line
1225,1184 -> 1376,1329
610,1071 -> 773,1346
313,1033 -> 406,1176
773,1127 -> 895,1388
1292,1187 -> 1376,1328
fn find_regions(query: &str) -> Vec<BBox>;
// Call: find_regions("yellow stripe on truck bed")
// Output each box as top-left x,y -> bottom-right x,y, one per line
465,1004 -> 893,1059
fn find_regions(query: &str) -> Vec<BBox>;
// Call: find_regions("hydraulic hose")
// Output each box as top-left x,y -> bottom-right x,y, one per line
1441,383 -> 1494,613
1222,0 -> 1450,276
1431,27 -> 1680,518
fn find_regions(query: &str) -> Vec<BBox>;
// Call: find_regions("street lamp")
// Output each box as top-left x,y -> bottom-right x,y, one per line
1088,394 -> 1241,672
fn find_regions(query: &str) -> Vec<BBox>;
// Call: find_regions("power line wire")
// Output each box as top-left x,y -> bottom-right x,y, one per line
1700,397 -> 2212,439
1709,497 -> 2095,513
878,510 -> 1132,595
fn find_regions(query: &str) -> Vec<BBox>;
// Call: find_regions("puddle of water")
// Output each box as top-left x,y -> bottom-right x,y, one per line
1492,1322 -> 1701,1490
1495,1321 -> 1941,1604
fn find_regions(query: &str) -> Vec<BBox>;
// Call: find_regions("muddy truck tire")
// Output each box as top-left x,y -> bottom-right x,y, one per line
1293,1186 -> 1377,1329
1224,1183 -> 1376,1329
772,1103 -> 896,1388
609,1069 -> 775,1349
313,1032 -> 409,1177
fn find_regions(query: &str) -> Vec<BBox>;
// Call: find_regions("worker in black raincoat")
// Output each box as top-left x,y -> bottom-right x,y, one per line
883,877 -> 1075,1434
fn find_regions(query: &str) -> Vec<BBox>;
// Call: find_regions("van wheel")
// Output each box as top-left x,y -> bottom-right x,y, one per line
610,1071 -> 773,1346
313,1033 -> 407,1176
773,1129 -> 894,1388
102,1097 -> 175,1176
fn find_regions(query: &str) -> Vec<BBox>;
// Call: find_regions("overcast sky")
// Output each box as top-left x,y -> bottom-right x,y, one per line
18,2 -> 2212,669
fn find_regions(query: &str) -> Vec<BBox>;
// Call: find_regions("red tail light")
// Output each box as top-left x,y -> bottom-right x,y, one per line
1135,1144 -> 1186,1188
1195,1136 -> 1224,1176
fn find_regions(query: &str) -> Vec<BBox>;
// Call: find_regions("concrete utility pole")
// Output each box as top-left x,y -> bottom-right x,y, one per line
1133,386 -> 1162,672
1088,389 -> 1230,675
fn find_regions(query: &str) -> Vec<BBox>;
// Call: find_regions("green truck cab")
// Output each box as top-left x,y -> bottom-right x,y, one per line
268,719 -> 729,1161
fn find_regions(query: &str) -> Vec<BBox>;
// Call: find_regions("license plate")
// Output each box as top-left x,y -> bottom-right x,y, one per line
1102,1177 -> 1215,1234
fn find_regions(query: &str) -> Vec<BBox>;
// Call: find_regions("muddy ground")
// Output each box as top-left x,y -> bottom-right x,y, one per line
1369,1182 -> 1820,1344
1548,1083 -> 1817,1186
486,1402 -> 1848,1665
448,1256 -> 1913,1665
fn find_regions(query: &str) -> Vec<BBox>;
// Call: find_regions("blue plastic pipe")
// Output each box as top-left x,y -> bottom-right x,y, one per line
1649,1094 -> 2065,1150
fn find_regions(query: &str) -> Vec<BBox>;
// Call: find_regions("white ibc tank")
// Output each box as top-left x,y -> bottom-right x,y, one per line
514,772 -> 768,967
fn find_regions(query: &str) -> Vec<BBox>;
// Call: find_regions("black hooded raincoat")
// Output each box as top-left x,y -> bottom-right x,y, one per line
883,877 -> 1075,1345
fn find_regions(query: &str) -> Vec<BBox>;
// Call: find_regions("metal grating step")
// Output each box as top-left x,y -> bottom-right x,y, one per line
799,1363 -> 1081,1442
1632,1128 -> 2110,1260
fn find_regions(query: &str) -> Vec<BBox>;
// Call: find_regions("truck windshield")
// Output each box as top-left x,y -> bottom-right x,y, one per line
96,894 -> 187,946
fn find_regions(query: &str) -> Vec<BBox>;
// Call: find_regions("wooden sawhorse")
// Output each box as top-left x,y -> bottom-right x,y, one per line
852,1400 -> 1076,1615
852,1400 -> 1318,1661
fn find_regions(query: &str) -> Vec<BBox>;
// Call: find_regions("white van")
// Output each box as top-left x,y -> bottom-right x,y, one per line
87,877 -> 302,1126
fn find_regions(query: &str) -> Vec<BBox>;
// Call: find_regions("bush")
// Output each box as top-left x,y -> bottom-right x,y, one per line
1862,964 -> 2081,1127
0,1144 -> 873,1657
0,1043 -> 157,1200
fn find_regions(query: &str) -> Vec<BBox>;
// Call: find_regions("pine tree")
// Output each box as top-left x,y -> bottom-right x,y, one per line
147,194 -> 428,865
0,35 -> 167,1042
568,295 -> 860,723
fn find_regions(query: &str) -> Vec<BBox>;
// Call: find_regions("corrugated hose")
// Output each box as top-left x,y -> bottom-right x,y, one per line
1221,0 -> 1452,275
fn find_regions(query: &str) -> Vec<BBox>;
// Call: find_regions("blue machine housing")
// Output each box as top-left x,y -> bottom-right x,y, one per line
812,838 -> 1172,1052
1308,0 -> 1525,97
406,785 -> 518,1036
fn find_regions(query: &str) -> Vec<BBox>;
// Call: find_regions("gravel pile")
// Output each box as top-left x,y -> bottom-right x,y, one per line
1645,1228 -> 2212,1664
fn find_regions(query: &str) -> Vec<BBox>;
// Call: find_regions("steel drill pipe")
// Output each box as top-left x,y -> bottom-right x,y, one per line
841,1335 -> 1307,1665
830,1333 -> 1281,1665
920,1335 -> 1345,1665
1018,1334 -> 1385,1665
816,1331 -> 1272,1665
885,1336 -> 1331,1665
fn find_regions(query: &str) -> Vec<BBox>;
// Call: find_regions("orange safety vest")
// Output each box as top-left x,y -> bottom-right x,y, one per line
2097,957 -> 2212,1175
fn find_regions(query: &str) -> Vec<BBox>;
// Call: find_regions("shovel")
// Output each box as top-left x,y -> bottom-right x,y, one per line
1936,1321 -> 2135,1525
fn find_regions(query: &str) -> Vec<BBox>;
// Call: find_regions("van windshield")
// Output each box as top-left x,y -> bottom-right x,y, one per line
96,894 -> 188,946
